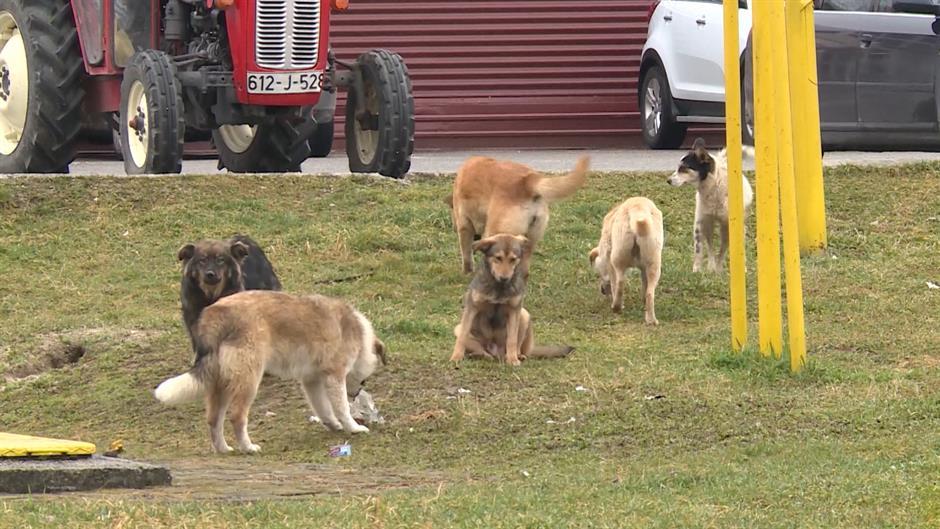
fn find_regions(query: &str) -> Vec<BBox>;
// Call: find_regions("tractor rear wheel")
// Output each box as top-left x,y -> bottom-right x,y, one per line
308,120 -> 334,158
120,50 -> 185,174
0,0 -> 83,173
345,50 -> 414,178
214,120 -> 311,173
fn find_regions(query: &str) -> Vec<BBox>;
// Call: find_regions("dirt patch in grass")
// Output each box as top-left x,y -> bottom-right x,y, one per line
1,327 -> 160,384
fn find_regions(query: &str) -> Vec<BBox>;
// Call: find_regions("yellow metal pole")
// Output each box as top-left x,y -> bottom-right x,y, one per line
723,0 -> 747,352
751,0 -> 782,357
789,0 -> 828,254
771,1 -> 808,371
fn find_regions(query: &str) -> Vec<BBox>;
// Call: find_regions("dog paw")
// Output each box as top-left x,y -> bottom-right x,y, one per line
611,304 -> 623,314
322,420 -> 343,432
645,316 -> 659,326
449,350 -> 465,363
505,356 -> 522,367
347,423 -> 370,434
213,444 -> 234,455
239,443 -> 262,454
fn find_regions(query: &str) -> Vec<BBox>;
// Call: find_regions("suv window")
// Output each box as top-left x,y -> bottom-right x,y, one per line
814,0 -> 876,10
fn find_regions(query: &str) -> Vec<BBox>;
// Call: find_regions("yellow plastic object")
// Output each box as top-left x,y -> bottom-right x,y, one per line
0,433 -> 96,458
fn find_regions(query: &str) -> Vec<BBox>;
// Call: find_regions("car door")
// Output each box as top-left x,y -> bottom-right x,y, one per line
667,0 -> 730,102
855,0 -> 939,130
813,0 -> 874,130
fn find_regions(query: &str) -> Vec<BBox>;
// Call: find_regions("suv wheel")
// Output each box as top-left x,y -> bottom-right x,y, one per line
639,65 -> 687,149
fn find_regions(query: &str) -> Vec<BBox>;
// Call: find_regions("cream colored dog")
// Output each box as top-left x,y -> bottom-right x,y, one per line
589,197 -> 664,325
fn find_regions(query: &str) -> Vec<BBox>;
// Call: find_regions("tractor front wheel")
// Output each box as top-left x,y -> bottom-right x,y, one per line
214,120 -> 311,173
0,0 -> 83,173
120,50 -> 185,174
345,50 -> 414,178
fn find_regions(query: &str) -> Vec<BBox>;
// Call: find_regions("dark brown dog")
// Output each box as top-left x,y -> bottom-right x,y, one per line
177,235 -> 281,348
450,234 -> 572,366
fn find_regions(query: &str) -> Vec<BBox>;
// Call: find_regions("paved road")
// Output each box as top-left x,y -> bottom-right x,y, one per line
59,148 -> 940,177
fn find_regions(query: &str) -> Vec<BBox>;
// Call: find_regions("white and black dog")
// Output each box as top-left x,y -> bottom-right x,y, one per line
667,138 -> 754,273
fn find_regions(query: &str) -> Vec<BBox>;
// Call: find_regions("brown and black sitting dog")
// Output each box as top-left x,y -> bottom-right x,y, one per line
177,235 -> 281,348
447,156 -> 590,274
450,234 -> 573,366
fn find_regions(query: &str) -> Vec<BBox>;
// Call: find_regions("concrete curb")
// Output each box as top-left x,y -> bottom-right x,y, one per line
0,456 -> 171,494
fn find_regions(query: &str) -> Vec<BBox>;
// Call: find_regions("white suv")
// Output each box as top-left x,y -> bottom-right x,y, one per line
638,0 -> 752,148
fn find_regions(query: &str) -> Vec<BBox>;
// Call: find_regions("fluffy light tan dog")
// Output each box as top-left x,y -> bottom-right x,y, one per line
589,197 -> 664,325
155,290 -> 387,454
447,155 -> 590,273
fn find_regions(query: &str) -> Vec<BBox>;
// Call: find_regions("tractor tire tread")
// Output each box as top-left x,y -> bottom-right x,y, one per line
214,119 -> 311,173
0,0 -> 84,173
121,49 -> 185,174
346,49 -> 415,178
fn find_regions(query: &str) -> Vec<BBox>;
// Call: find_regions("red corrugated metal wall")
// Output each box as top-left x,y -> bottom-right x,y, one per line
331,0 -> 651,150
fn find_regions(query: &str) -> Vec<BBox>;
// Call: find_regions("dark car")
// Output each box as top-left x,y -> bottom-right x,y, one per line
744,0 -> 940,151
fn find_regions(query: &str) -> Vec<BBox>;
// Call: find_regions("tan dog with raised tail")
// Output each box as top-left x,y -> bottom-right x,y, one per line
447,156 -> 590,273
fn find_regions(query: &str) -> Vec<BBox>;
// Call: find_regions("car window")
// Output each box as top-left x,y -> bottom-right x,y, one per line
814,0 -> 876,10
871,0 -> 914,11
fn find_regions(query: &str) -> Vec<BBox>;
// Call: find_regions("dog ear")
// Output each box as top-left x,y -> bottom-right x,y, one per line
472,237 -> 496,254
589,247 -> 599,265
374,338 -> 388,365
692,137 -> 709,162
230,241 -> 250,261
513,235 -> 533,257
177,244 -> 195,263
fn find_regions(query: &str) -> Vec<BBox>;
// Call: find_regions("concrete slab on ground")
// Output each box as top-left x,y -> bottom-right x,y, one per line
0,456 -> 171,494
58,149 -> 940,177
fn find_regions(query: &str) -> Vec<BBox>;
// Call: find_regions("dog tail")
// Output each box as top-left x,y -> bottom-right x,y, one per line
154,333 -> 218,405
527,345 -> 575,359
630,212 -> 652,238
443,194 -> 454,209
156,307 -> 236,406
154,370 -> 204,405
530,156 -> 590,201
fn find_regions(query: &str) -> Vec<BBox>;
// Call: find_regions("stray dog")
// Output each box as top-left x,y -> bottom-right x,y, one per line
667,138 -> 754,273
177,235 -> 281,346
447,155 -> 590,273
589,197 -> 664,325
450,234 -> 573,366
155,290 -> 388,454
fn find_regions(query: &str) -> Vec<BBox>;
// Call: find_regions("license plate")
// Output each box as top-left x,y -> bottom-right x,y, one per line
247,71 -> 323,94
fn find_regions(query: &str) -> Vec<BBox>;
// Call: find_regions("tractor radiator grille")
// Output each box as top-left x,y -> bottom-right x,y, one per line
255,0 -> 320,70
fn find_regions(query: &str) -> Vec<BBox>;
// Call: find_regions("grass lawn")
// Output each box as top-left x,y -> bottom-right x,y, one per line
0,162 -> 938,528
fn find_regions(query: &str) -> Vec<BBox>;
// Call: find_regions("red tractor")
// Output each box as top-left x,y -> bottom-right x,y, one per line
0,0 -> 414,177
